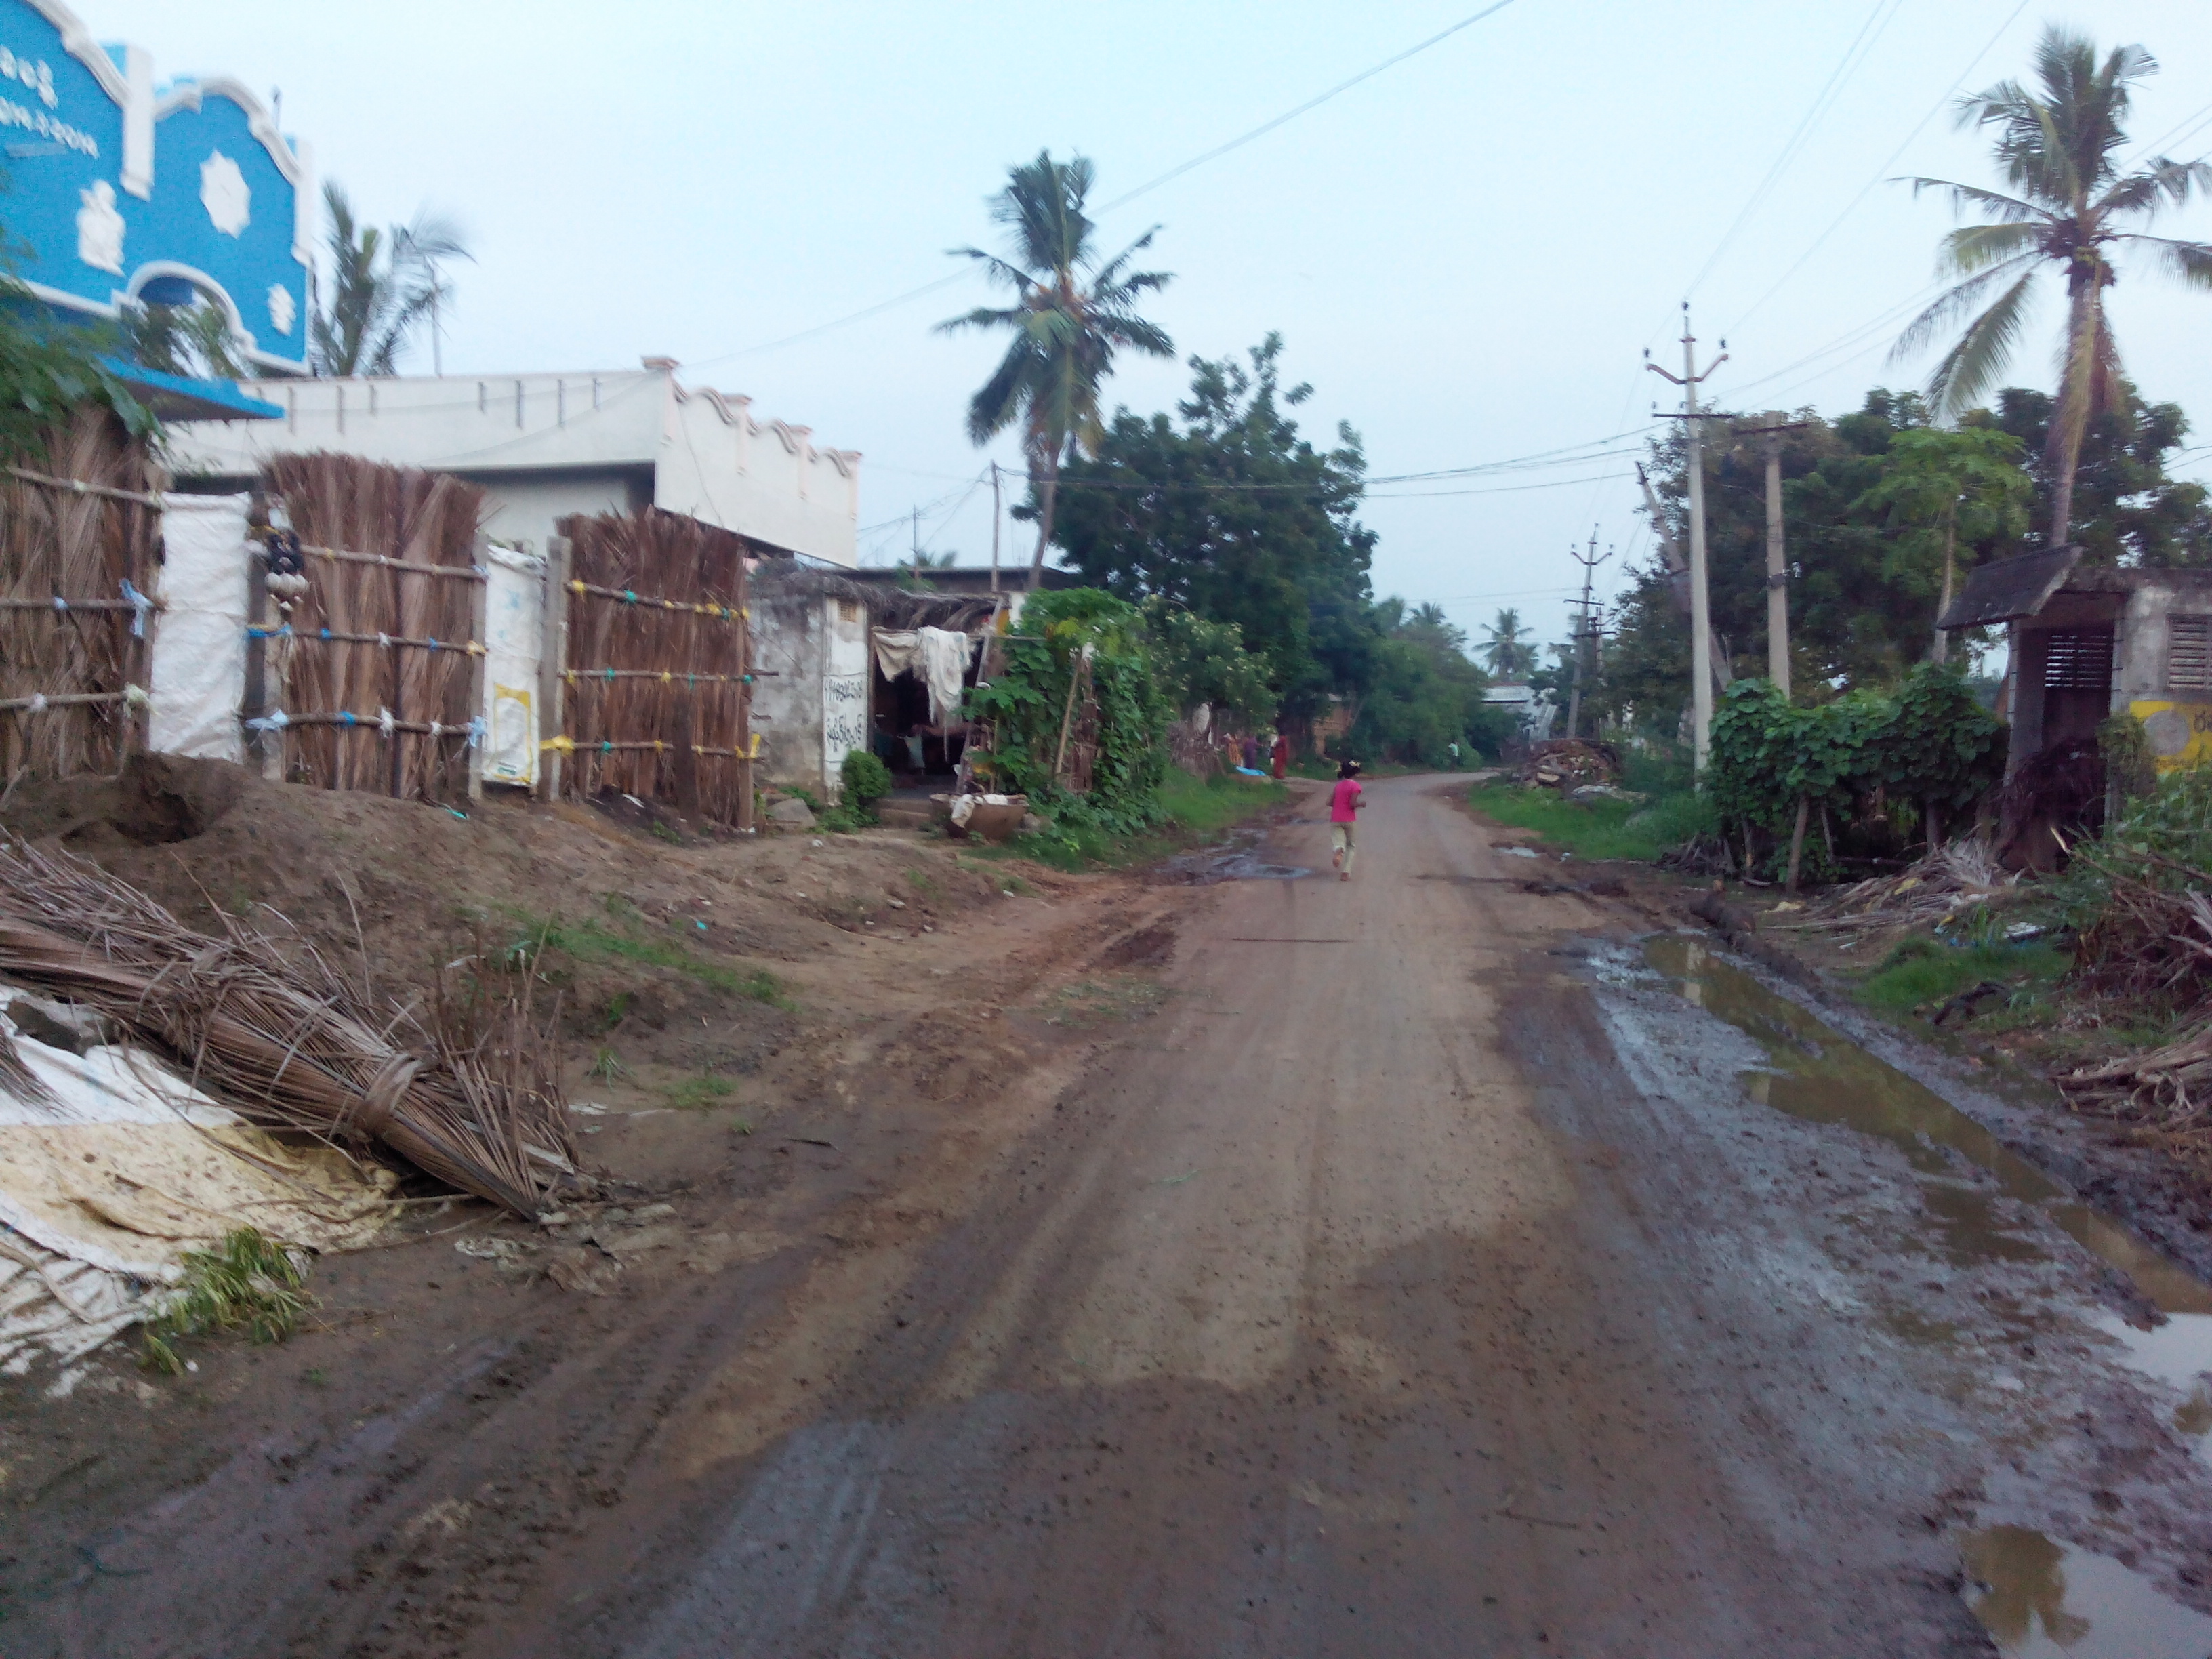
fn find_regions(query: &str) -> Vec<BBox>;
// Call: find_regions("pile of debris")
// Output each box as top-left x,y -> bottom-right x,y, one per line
0,840 -> 586,1372
1771,840 -> 2025,936
1515,739 -> 1622,791
2059,1028 -> 2212,1169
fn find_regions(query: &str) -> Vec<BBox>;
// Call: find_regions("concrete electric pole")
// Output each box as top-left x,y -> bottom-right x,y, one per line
1737,415 -> 1808,697
1564,528 -> 1610,741
1646,306 -> 1727,776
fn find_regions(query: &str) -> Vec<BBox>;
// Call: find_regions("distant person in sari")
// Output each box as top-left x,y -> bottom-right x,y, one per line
1271,731 -> 1290,779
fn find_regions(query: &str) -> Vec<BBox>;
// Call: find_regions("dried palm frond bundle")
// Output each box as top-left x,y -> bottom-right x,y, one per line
1772,840 -> 2021,933
0,407 -> 159,781
558,508 -> 749,823
2064,844 -> 2212,1002
263,452 -> 485,801
0,842 -> 575,1218
2057,1024 -> 2212,1168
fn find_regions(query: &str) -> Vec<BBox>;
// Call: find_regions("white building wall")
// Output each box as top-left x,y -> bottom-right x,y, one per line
822,598 -> 869,799
167,367 -> 861,565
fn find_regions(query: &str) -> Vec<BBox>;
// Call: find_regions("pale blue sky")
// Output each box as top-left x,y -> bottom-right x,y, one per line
86,1 -> 2212,651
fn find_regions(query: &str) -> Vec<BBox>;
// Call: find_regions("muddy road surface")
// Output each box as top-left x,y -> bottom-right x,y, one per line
16,774 -> 2212,1656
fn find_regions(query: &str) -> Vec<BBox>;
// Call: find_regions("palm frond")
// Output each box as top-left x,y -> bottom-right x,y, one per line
965,335 -> 1042,445
1942,220 -> 2048,272
2117,233 -> 2212,291
1923,268 -> 2039,416
1902,176 -> 2047,224
943,246 -> 1037,295
1090,227 -> 1162,291
1892,254 -> 2040,361
935,304 -> 1025,337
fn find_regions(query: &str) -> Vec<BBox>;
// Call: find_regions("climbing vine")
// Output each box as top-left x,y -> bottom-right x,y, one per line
966,588 -> 1170,828
1707,664 -> 2005,876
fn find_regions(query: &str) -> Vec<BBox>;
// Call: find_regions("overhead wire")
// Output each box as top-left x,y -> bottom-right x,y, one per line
686,1 -> 1525,367
1727,0 -> 2032,336
1682,0 -> 1907,300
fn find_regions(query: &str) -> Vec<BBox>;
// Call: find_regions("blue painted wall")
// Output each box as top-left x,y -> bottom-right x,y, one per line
0,0 -> 308,371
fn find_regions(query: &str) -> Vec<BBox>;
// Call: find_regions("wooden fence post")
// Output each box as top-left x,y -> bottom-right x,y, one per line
466,539 -> 488,803
539,534 -> 570,802
243,535 -> 280,781
736,552 -> 754,833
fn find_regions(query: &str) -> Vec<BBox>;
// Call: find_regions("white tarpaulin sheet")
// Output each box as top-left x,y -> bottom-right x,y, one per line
149,492 -> 250,763
481,542 -> 544,787
872,626 -> 976,729
0,990 -> 390,1379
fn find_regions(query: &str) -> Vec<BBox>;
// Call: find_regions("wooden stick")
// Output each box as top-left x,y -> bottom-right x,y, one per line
1786,795 -> 1809,893
0,597 -> 161,613
243,546 -> 276,781
0,691 -> 133,710
539,535 -> 570,802
737,552 -> 754,833
563,577 -> 742,617
2,464 -> 163,509
296,543 -> 486,580
466,544 -> 488,803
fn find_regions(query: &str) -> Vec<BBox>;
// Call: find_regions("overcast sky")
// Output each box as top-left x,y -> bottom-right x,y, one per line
88,0 -> 2212,651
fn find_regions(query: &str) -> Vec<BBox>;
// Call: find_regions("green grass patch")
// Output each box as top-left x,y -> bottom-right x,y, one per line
497,908 -> 793,1008
665,1073 -> 738,1111
1467,781 -> 1715,863
143,1228 -> 313,1375
977,772 -> 1290,873
1851,935 -> 2071,1019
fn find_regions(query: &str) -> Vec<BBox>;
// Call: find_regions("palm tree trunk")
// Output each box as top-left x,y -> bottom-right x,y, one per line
2047,274 -> 2100,548
1029,453 -> 1061,592
1931,504 -> 1956,666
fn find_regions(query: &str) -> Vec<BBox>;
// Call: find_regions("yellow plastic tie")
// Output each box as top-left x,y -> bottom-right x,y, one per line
661,671 -> 673,684
567,579 -> 585,595
540,734 -> 576,754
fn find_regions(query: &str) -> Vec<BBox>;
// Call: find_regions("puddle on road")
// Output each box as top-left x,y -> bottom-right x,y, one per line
1643,935 -> 2212,1657
1158,828 -> 1309,884
1961,1526 -> 2212,1659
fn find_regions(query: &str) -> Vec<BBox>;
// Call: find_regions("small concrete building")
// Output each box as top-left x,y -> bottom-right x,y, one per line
168,363 -> 862,565
1940,547 -> 2212,779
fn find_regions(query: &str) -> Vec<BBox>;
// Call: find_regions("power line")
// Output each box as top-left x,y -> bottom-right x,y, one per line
1097,0 -> 1522,211
687,2 -> 1525,367
1683,0 -> 1906,300
1728,0 -> 2032,335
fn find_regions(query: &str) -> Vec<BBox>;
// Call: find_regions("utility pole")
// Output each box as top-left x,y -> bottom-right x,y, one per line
910,504 -> 920,582
1738,414 -> 1808,697
1647,305 -> 1728,776
1564,527 -> 1610,741
988,462 -> 1001,594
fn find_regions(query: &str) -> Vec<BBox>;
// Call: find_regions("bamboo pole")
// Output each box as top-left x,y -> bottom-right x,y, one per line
1786,795 -> 1810,893
539,535 -> 571,802
466,540 -> 488,803
243,542 -> 276,781
737,550 -> 754,833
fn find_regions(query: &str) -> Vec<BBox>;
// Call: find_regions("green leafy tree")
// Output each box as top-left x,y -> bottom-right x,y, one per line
1896,26 -> 2212,544
116,298 -> 246,381
1049,334 -> 1378,718
937,152 -> 1173,588
1354,597 -> 1506,763
1143,600 -> 1274,726
310,183 -> 471,377
1989,383 -> 2212,564
1479,607 -> 1538,679
1853,426 -> 2032,662
965,588 -> 1168,821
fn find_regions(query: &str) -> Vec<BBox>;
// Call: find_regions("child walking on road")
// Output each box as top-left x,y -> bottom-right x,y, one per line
1329,760 -> 1364,880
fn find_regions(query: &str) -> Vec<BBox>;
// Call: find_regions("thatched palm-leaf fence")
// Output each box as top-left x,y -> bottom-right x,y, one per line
257,452 -> 486,803
0,407 -> 161,783
548,508 -> 753,827
0,842 -> 577,1218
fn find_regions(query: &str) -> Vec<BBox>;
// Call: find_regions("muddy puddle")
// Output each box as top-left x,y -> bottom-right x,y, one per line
1158,827 -> 1309,884
1644,935 -> 2212,1658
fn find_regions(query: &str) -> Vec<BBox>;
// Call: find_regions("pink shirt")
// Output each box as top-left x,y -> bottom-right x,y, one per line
1329,779 -> 1363,823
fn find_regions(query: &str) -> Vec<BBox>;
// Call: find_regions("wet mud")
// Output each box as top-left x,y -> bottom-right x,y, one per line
1635,933 -> 2212,1658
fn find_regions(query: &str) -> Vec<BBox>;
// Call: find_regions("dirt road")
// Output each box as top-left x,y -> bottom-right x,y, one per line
18,773 -> 2212,1655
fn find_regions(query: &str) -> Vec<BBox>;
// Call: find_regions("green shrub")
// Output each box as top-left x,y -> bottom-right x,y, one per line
842,749 -> 894,807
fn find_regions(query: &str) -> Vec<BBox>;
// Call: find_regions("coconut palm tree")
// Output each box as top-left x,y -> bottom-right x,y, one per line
1893,26 -> 2212,547
938,152 -> 1173,589
310,183 -> 471,377
1479,607 -> 1538,680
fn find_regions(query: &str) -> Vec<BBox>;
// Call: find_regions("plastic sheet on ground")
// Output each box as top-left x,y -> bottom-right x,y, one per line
148,492 -> 250,763
0,989 -> 391,1374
